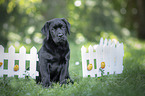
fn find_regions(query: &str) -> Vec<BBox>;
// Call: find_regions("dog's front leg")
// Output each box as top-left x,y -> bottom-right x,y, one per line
40,60 -> 51,87
59,51 -> 71,85
39,51 -> 53,87
59,62 -> 69,85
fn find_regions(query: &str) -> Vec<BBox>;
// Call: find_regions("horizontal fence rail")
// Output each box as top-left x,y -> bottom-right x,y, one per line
0,45 -> 39,79
81,38 -> 124,77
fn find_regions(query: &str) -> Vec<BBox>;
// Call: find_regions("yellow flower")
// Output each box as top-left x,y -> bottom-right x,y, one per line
101,62 -> 105,69
14,65 -> 19,71
87,64 -> 93,71
0,62 -> 3,67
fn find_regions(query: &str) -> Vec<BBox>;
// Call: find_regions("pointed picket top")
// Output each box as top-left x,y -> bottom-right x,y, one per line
93,45 -> 98,50
108,39 -> 112,46
100,38 -> 103,46
104,38 -> 108,46
116,41 -> 120,47
20,46 -> 26,53
30,46 -> 37,54
111,40 -> 115,47
81,46 -> 86,53
121,43 -> 124,48
0,45 -> 4,52
121,43 -> 124,56
88,45 -> 93,52
8,45 -> 15,53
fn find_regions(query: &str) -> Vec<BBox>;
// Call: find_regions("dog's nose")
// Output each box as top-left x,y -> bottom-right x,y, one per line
58,33 -> 63,37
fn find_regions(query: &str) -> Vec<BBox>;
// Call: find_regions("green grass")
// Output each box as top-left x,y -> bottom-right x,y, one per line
0,38 -> 145,96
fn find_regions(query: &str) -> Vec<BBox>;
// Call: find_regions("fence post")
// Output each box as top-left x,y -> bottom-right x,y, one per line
0,45 -> 4,77
107,39 -> 112,75
116,43 -> 124,74
109,41 -> 116,74
19,46 -> 26,78
103,39 -> 110,75
96,38 -> 104,77
81,46 -> 87,77
88,45 -> 95,77
8,46 -> 15,77
30,46 -> 38,79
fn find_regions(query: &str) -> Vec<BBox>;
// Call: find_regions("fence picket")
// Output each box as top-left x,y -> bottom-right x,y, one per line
116,43 -> 124,74
30,46 -> 38,79
81,46 -> 87,77
89,45 -> 95,77
103,41 -> 110,75
19,46 -> 26,78
100,38 -> 103,46
8,46 -> 15,77
0,45 -> 4,77
110,41 -> 116,74
97,41 -> 103,77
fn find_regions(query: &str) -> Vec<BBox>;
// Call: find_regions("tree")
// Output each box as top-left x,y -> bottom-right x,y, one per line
136,0 -> 145,39
67,0 -> 122,42
0,0 -> 70,48
0,0 -> 44,47
110,0 -> 145,39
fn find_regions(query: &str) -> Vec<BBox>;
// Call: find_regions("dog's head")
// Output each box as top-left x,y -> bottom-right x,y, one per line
41,18 -> 70,45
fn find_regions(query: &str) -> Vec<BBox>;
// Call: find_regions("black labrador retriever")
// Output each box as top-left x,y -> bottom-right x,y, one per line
37,18 -> 73,87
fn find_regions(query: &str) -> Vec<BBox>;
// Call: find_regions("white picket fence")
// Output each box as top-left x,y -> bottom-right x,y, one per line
0,45 -> 39,79
81,38 -> 124,77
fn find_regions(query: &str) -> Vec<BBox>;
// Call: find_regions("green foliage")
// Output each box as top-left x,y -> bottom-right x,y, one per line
0,0 -> 145,49
0,0 -> 44,47
67,0 -> 123,42
0,0 -> 126,48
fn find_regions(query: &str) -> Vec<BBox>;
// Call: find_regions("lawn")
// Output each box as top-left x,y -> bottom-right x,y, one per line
0,38 -> 145,96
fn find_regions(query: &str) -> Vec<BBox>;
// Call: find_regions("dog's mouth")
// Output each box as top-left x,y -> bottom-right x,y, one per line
58,37 -> 66,43
57,40 -> 66,46
52,36 -> 67,45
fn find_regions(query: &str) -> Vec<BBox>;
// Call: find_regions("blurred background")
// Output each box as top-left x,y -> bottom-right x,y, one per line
1,1 -> 145,95
0,0 -> 145,48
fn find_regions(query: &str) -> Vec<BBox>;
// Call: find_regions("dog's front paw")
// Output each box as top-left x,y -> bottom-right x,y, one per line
69,79 -> 74,84
60,79 -> 67,86
42,81 -> 52,87
60,79 -> 74,86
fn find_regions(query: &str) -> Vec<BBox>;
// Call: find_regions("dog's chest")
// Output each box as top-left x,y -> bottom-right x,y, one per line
49,50 -> 66,73
54,49 -> 66,63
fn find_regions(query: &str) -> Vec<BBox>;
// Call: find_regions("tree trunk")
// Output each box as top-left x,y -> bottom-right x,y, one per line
137,0 -> 145,39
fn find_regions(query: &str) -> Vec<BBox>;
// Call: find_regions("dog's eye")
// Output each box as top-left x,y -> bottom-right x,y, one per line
62,26 -> 65,29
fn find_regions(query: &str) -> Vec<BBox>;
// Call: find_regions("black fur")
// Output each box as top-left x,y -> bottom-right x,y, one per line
36,18 -> 73,87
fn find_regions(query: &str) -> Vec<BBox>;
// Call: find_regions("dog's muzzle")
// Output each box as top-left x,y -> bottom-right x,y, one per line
58,33 -> 63,37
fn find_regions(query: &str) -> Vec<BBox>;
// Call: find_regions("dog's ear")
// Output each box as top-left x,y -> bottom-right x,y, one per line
41,21 -> 50,40
61,18 -> 70,35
